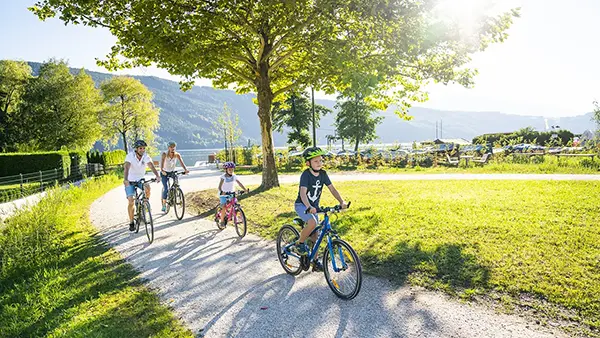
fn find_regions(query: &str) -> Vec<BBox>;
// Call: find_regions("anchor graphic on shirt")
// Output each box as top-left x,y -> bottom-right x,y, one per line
307,180 -> 321,203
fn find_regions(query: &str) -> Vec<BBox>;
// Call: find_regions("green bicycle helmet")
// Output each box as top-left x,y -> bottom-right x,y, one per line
302,146 -> 326,161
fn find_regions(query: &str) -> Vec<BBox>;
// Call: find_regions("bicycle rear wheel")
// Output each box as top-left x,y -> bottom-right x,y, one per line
323,239 -> 362,300
173,187 -> 185,220
276,224 -> 302,276
214,208 -> 226,230
142,200 -> 154,244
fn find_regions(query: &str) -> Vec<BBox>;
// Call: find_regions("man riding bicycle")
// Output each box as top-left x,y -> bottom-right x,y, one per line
123,140 -> 160,231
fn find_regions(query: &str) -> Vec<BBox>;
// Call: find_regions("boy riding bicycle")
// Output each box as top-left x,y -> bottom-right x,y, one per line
292,147 -> 348,271
217,162 -> 248,227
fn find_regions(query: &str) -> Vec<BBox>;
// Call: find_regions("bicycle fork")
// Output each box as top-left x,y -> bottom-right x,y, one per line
327,236 -> 348,273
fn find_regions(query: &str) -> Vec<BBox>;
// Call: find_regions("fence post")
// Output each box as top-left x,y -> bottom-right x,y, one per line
55,168 -> 58,186
39,171 -> 43,192
20,173 -> 24,198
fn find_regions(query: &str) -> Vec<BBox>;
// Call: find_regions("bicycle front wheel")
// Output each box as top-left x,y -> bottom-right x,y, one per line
323,239 -> 362,300
164,189 -> 172,215
134,200 -> 141,233
276,224 -> 302,276
234,207 -> 247,238
142,200 -> 154,244
173,187 -> 185,220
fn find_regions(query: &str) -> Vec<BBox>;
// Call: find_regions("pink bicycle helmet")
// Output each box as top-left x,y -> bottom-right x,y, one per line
223,161 -> 236,169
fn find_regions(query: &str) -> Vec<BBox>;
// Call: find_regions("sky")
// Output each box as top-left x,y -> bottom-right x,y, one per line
1,0 -> 599,118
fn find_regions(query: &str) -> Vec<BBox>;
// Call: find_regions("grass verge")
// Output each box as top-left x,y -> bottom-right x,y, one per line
0,175 -> 192,338
188,180 -> 600,336
233,156 -> 600,175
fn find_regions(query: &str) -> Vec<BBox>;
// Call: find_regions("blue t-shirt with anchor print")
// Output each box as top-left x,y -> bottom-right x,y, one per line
295,169 -> 332,208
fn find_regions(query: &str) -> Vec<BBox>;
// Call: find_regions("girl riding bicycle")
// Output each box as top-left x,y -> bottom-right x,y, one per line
160,141 -> 189,212
217,162 -> 248,227
292,147 -> 348,271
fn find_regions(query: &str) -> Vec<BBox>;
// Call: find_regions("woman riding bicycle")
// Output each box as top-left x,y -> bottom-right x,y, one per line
160,141 -> 189,212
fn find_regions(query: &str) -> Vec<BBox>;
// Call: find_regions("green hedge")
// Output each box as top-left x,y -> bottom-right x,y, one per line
87,150 -> 126,167
0,152 -> 71,178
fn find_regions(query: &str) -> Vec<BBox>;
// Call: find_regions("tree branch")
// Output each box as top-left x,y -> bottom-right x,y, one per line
268,47 -> 298,75
218,62 -> 255,84
273,83 -> 298,98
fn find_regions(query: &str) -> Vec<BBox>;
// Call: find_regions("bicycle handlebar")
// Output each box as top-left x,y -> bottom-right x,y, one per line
305,201 -> 351,214
132,178 -> 158,184
223,189 -> 250,196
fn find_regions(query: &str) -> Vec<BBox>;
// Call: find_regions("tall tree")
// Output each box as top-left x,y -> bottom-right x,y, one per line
335,93 -> 384,152
217,103 -> 242,162
0,60 -> 32,151
16,60 -> 102,151
272,93 -> 331,148
593,101 -> 600,140
31,0 -> 518,188
99,76 -> 159,152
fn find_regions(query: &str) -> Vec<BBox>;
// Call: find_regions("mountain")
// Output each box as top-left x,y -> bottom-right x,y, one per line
28,61 -> 596,148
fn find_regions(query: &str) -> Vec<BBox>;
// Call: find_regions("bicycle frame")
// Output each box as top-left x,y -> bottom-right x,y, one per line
222,194 -> 239,221
285,213 -> 348,273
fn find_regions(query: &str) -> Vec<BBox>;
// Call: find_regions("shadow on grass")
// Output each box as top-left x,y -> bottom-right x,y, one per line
362,241 -> 490,292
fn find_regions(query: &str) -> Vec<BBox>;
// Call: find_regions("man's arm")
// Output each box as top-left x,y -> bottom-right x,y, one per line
123,162 -> 131,186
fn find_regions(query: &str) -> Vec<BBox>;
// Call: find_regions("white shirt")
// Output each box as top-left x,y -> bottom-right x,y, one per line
163,153 -> 177,172
125,151 -> 152,181
220,173 -> 237,193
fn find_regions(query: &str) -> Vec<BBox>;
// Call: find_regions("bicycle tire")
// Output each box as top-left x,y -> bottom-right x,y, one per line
215,208 -> 226,230
234,207 -> 247,238
142,200 -> 154,244
174,187 -> 185,220
276,224 -> 302,276
134,199 -> 141,233
165,188 -> 172,215
323,239 -> 362,300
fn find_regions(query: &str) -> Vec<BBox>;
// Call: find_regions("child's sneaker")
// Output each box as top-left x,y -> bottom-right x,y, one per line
161,205 -> 166,212
291,242 -> 309,256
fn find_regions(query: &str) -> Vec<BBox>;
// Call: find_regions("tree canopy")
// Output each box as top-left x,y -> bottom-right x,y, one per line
31,0 -> 518,188
100,76 -> 159,152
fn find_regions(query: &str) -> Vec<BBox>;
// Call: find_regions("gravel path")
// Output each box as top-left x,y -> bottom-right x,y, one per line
89,169 -> 578,338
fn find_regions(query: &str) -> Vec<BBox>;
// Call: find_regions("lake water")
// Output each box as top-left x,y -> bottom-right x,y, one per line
152,148 -> 220,166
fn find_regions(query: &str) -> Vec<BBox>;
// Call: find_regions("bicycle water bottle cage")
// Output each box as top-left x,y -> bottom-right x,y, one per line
293,217 -> 305,228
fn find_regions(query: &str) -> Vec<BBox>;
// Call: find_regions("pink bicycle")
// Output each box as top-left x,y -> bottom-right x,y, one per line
214,190 -> 247,238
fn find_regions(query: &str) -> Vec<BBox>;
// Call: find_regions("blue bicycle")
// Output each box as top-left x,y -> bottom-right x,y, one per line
276,203 -> 362,300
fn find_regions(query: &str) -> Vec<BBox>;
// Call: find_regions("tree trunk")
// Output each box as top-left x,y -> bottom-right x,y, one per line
354,137 -> 360,153
121,131 -> 128,152
256,69 -> 279,190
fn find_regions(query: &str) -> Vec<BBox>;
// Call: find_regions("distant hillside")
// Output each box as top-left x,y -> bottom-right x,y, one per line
28,61 -> 595,148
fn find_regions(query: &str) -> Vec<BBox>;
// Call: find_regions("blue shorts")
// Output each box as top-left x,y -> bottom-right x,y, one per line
294,203 -> 318,224
125,182 -> 145,198
219,195 -> 232,206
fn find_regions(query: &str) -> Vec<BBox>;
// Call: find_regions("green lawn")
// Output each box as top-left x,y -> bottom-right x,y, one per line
0,175 -> 192,338
189,180 -> 600,335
